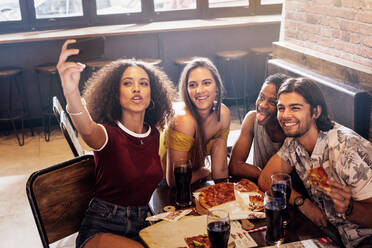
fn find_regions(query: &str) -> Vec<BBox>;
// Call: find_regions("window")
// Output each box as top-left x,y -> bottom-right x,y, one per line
34,0 -> 83,19
154,0 -> 196,12
96,0 -> 142,15
0,0 -> 282,33
0,0 -> 22,22
209,0 -> 248,8
260,0 -> 282,4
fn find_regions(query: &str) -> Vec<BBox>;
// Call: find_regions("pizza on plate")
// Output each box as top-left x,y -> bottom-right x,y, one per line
234,178 -> 260,193
198,182 -> 235,209
197,179 -> 264,212
248,194 -> 264,212
306,167 -> 331,192
184,234 -> 211,248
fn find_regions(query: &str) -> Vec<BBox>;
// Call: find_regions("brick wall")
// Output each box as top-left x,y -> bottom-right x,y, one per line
283,0 -> 372,68
277,0 -> 372,141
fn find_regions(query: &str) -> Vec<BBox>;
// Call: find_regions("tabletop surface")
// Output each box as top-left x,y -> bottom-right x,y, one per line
146,179 -> 336,247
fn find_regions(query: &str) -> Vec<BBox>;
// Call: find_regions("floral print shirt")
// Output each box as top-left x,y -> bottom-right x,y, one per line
277,123 -> 372,248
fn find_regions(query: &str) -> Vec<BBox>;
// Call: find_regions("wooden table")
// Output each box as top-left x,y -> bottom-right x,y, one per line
146,179 -> 334,247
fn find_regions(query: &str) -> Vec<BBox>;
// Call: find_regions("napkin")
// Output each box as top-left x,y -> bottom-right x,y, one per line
146,209 -> 193,222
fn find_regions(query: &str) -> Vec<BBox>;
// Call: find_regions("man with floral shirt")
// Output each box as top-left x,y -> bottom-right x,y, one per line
258,78 -> 372,248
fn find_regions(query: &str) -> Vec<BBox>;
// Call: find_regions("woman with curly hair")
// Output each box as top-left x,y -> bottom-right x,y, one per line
159,57 -> 230,187
57,40 -> 175,248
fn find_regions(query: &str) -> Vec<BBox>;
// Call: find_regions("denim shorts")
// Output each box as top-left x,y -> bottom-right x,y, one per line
76,198 -> 149,248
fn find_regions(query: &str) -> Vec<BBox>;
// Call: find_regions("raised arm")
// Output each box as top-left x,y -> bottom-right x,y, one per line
56,40 -> 106,150
229,111 -> 261,181
210,105 -> 230,180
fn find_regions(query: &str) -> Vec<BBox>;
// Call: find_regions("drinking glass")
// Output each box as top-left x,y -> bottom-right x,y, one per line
173,160 -> 192,207
271,173 -> 292,227
265,191 -> 286,246
271,173 -> 292,202
207,209 -> 231,248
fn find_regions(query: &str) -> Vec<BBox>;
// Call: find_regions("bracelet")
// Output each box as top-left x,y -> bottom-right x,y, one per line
65,98 -> 86,116
345,199 -> 354,217
66,104 -> 83,116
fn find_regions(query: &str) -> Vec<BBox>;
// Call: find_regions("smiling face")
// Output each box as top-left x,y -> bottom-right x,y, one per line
187,66 -> 217,112
256,82 -> 278,125
119,66 -> 151,114
277,92 -> 318,138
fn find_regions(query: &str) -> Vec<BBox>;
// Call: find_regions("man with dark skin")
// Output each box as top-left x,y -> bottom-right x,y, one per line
229,73 -> 288,180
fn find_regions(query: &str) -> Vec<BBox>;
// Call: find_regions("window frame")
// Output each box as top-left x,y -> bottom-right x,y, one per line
0,0 -> 282,34
0,0 -> 30,33
27,0 -> 90,30
203,0 -> 254,18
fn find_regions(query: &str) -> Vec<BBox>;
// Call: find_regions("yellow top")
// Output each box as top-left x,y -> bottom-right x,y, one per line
159,127 -> 229,177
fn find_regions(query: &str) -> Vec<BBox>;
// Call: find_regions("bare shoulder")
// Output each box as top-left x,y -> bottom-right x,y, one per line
170,108 -> 196,136
241,110 -> 256,135
220,104 -> 231,128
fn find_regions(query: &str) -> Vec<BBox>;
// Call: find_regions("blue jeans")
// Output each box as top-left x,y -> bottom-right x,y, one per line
76,198 -> 149,248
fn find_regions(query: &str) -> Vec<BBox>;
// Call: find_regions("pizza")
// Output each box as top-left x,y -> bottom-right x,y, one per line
198,179 -> 264,212
248,194 -> 264,212
307,167 -> 331,192
198,182 -> 235,209
184,234 -> 211,248
235,178 -> 260,193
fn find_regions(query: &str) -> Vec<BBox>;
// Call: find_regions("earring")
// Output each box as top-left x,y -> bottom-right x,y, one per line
212,100 -> 217,112
148,99 -> 155,110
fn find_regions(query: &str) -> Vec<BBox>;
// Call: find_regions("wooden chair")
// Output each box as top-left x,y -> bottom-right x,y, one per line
52,96 -> 89,157
26,155 -> 95,248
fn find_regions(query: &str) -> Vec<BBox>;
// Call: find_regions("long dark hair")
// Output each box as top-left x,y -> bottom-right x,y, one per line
83,59 -> 175,129
277,77 -> 334,131
178,57 -> 224,170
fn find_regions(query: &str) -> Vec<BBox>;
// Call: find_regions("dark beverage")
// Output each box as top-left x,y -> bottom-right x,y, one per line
271,182 -> 290,227
265,202 -> 284,245
207,221 -> 230,248
271,182 -> 291,202
174,166 -> 192,207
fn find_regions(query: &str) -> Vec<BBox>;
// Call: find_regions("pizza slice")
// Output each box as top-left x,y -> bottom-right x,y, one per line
184,234 -> 211,248
234,178 -> 260,193
306,167 -> 331,192
248,194 -> 264,212
198,182 -> 235,209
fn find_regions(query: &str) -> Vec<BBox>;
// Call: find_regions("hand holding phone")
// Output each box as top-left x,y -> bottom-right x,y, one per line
67,37 -> 105,62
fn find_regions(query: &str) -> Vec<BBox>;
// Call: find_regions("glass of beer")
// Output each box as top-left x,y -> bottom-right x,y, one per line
265,191 -> 286,246
207,209 -> 231,248
173,160 -> 192,207
271,173 -> 292,227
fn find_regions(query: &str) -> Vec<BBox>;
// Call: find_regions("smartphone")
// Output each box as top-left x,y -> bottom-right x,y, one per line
67,37 -> 105,62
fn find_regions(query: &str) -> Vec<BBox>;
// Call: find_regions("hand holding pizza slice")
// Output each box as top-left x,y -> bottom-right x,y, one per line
306,167 -> 331,192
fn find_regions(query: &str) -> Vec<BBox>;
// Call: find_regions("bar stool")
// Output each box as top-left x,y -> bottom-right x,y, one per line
216,50 -> 249,123
173,56 -> 196,86
141,58 -> 162,66
0,67 -> 26,146
82,59 -> 163,92
36,64 -> 65,141
249,46 -> 273,104
85,58 -> 162,73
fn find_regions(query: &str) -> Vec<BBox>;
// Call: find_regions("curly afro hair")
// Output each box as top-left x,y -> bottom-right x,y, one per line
82,59 -> 176,130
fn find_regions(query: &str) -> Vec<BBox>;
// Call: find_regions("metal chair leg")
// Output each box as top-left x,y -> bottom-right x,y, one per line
45,114 -> 51,142
10,118 -> 24,146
